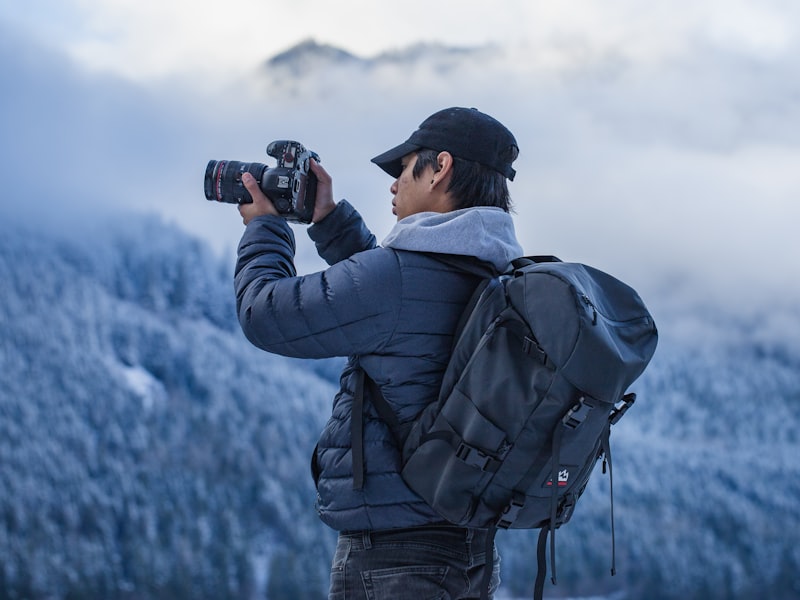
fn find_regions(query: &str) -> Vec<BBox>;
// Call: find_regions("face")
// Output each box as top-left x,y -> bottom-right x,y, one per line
390,153 -> 438,221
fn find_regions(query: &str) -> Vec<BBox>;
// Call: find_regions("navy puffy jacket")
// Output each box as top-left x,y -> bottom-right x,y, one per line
235,201 -> 514,531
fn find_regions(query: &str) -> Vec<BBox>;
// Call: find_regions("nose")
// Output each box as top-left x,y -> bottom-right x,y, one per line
390,179 -> 398,194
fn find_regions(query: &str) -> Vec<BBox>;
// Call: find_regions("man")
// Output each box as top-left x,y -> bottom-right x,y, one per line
235,107 -> 523,599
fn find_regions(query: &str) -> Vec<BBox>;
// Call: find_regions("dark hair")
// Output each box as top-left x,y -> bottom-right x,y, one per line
412,149 -> 514,212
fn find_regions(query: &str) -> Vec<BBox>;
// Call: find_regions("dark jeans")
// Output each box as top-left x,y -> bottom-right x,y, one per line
328,525 -> 500,600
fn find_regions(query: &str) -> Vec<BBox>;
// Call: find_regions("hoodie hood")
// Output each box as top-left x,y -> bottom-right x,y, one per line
382,207 -> 523,272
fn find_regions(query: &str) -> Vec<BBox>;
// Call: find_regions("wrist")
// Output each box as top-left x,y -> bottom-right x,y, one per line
312,199 -> 338,224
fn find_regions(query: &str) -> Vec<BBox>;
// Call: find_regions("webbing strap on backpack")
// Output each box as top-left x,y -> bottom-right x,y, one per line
529,394 -> 635,600
533,527 -> 549,600
601,416 -> 617,577
352,369 -> 366,490
352,368 -> 410,491
492,392 -> 632,600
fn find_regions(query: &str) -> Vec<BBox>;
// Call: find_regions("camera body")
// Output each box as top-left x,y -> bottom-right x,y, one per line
204,140 -> 319,223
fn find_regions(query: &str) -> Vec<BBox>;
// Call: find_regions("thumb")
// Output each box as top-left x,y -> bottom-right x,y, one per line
242,172 -> 259,195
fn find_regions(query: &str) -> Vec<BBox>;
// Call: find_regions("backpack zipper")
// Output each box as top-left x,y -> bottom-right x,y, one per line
581,294 -> 598,326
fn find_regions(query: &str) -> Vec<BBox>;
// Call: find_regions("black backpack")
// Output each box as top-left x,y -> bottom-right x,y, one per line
353,255 -> 658,599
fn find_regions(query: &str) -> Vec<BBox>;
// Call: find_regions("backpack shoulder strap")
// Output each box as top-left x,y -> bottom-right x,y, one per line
351,368 -> 412,490
430,253 -> 501,278
510,255 -> 562,269
352,369 -> 366,490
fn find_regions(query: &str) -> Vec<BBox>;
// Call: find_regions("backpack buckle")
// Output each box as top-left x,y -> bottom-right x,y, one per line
523,335 -> 548,364
456,442 -> 499,472
562,396 -> 596,429
558,493 -> 578,523
497,493 -> 525,529
610,393 -> 637,425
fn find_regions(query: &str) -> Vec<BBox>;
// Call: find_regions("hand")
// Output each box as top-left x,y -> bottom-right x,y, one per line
239,172 -> 278,225
309,159 -> 336,223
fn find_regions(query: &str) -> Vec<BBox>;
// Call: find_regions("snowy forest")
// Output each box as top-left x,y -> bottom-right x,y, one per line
1,211 -> 799,600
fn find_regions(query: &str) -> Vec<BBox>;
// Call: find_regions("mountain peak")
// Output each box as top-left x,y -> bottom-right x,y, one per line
265,39 -> 363,73
262,38 -> 496,76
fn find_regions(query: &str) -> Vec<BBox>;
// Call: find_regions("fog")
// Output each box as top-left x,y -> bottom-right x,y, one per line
2,5 -> 799,319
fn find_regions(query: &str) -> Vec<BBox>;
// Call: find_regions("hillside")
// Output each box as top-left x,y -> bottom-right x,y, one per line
1,212 -> 799,599
0,214 -> 339,599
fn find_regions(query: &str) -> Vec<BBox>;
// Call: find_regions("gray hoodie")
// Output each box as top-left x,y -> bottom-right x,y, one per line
382,207 -> 523,272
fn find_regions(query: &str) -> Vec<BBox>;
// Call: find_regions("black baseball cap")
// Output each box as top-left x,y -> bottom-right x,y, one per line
371,107 -> 518,181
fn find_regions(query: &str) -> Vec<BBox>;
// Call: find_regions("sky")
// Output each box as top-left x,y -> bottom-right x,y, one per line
3,1 -> 795,84
2,0 -> 799,318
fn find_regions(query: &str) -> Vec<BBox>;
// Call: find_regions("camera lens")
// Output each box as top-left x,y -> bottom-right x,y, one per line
204,160 -> 266,204
204,160 -> 224,201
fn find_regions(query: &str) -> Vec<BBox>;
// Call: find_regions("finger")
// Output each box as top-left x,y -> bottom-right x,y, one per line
309,159 -> 336,223
241,171 -> 278,217
242,172 -> 266,201
309,158 -> 331,184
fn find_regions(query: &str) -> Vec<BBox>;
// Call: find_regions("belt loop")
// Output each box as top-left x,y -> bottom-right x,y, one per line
465,527 -> 474,567
362,531 -> 372,550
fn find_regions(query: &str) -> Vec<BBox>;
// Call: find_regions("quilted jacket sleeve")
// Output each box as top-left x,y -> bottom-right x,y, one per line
307,200 -> 377,265
234,211 -> 401,359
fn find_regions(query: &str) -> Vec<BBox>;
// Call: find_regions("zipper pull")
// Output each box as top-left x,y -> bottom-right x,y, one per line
582,294 -> 598,325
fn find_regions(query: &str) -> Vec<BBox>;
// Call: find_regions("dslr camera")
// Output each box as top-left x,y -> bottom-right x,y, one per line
204,140 -> 319,223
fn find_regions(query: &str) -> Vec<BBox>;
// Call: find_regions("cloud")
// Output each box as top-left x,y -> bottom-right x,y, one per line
246,35 -> 800,301
2,7 -> 799,316
7,0 -> 799,85
1,20 -> 251,252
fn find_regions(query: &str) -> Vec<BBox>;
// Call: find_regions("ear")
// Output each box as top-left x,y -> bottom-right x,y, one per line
430,151 -> 454,188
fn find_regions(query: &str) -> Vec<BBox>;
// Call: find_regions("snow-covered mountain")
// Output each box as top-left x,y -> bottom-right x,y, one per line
0,214 -> 339,599
264,39 -> 496,74
1,211 -> 798,599
254,39 -> 502,103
